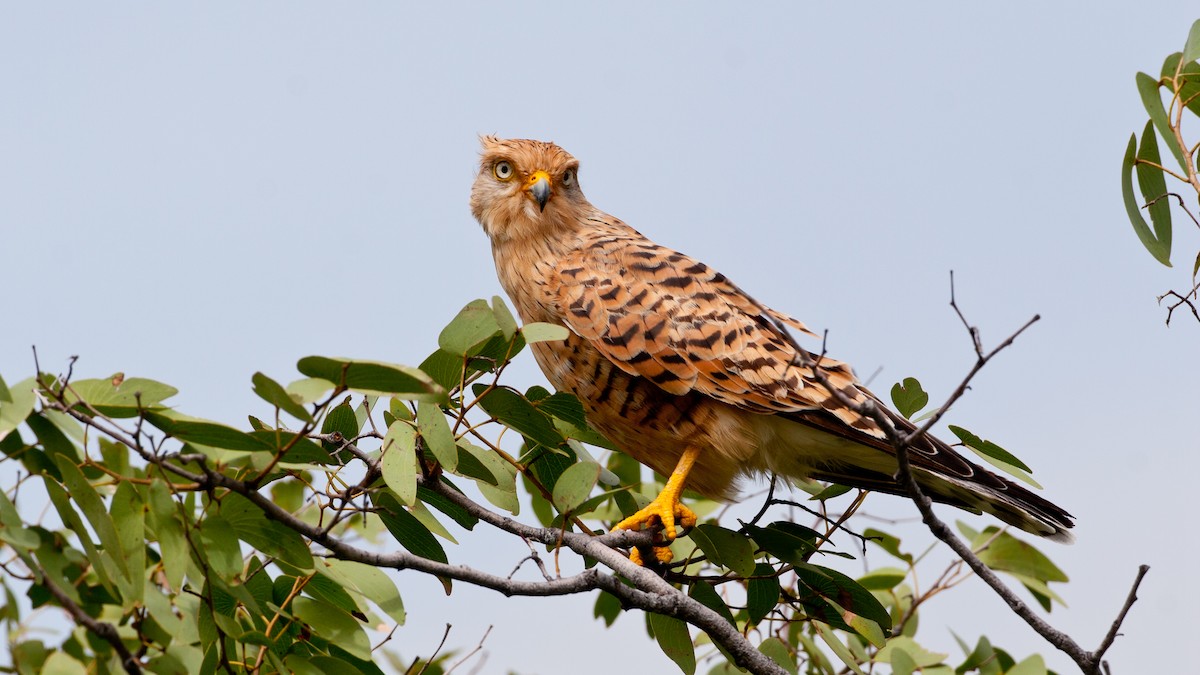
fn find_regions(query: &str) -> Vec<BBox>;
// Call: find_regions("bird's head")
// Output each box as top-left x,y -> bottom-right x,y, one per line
470,136 -> 585,244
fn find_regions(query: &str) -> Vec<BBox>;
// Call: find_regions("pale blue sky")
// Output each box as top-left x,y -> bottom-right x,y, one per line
2,4 -> 1198,674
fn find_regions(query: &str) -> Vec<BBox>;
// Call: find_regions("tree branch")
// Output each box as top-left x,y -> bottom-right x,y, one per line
36,563 -> 142,674
763,278 -> 1147,674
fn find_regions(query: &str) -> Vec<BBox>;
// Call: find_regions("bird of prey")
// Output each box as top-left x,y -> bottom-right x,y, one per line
470,137 -> 1073,562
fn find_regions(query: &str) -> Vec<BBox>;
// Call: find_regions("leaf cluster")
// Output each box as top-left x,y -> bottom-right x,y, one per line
0,298 -> 1071,674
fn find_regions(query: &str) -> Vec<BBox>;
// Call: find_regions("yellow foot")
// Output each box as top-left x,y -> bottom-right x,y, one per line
614,492 -> 697,542
630,545 -> 675,566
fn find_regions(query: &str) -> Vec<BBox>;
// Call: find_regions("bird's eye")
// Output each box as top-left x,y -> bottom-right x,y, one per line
493,161 -> 514,180
562,170 -> 574,187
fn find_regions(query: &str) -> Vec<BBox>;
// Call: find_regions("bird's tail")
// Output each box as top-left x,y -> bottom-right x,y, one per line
776,408 -> 1075,542
809,461 -> 1075,543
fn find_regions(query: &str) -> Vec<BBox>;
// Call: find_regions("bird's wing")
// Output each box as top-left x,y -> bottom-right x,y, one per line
550,234 -> 880,434
550,231 -> 1074,538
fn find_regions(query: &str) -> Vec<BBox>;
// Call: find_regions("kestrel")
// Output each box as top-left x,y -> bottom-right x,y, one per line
470,137 -> 1073,561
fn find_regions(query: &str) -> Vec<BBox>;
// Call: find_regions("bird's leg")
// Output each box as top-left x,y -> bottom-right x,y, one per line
615,446 -> 700,564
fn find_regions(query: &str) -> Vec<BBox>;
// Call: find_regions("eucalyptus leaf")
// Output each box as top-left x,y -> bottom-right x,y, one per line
0,377 -> 36,442
1136,71 -> 1188,171
491,296 -> 518,340
417,401 -> 458,471
689,524 -> 756,577
1122,132 -> 1172,266
252,372 -> 313,423
297,356 -> 444,401
62,376 -> 177,418
381,421 -> 418,505
521,322 -> 570,344
551,461 -> 600,513
471,384 -> 564,448
648,613 -> 695,675
1135,118 -> 1173,258
1183,18 -> 1200,64
292,597 -> 371,661
746,562 -> 780,627
438,299 -> 502,357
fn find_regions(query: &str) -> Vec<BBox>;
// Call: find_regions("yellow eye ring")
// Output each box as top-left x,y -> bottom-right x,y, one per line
494,161 -> 514,180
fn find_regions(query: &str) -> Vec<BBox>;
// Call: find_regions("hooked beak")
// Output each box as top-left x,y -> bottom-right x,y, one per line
525,170 -> 551,212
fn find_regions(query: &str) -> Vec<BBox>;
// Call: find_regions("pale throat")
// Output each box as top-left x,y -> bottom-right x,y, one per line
490,221 -> 573,325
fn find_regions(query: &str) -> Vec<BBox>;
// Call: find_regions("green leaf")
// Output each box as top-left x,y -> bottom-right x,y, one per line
199,515 -> 244,579
286,377 -> 336,404
321,399 -> 360,444
458,443 -> 519,514
375,492 -> 449,567
814,621 -> 866,675
1136,72 -> 1188,172
551,461 -> 600,513
649,613 -> 695,675
0,373 -> 11,403
418,349 -> 463,393
1183,18 -> 1200,64
890,646 -> 918,675
1006,654 -> 1047,675
417,482 -> 479,530
746,562 -> 779,627
252,372 -> 313,423
947,425 -> 1039,487
53,455 -> 127,577
292,597 -> 371,661
808,483 -> 853,501
868,526 -> 912,562
594,590 -> 622,627
1135,119 -> 1173,258
956,635 -> 1002,675
61,376 -> 178,418
745,521 -> 819,564
452,443 -> 500,485
0,488 -> 39,550
417,401 -> 457,471
408,499 -> 457,544
759,637 -> 798,675
889,378 -> 928,419
533,392 -> 589,428
858,567 -> 907,590
110,481 -> 146,604
381,421 -> 418,505
0,377 -> 36,442
521,322 -> 570,344
688,581 -> 736,627
296,356 -> 444,401
689,524 -> 756,577
1165,53 -> 1200,118
491,296 -> 518,340
1123,132 -> 1173,266
320,558 -> 406,627
795,562 -> 892,631
965,526 -> 1068,584
472,384 -> 564,447
147,480 -> 189,591
438,299 -> 502,357
144,411 -> 274,452
874,636 -> 947,668
249,430 -> 335,464
220,493 -> 314,571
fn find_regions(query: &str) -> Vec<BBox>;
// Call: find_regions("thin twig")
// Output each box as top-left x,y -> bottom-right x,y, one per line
1091,565 -> 1151,667
37,568 -> 142,674
445,625 -> 494,675
413,623 -> 452,675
